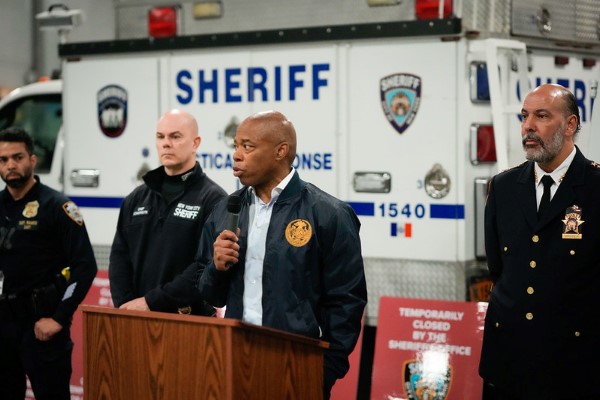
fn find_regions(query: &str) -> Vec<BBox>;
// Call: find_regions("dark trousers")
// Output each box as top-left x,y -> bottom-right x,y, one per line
483,382 -> 522,400
483,381 -> 593,400
0,317 -> 73,400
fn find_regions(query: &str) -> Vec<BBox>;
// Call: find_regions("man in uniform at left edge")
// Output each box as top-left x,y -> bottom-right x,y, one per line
0,127 -> 97,400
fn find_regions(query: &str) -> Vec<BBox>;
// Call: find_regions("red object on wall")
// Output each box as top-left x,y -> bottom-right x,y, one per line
331,315 -> 364,400
371,297 -> 488,400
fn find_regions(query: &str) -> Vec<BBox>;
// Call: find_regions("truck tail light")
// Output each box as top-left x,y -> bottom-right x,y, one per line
554,55 -> 569,66
148,6 -> 177,38
583,58 -> 596,68
470,124 -> 497,164
415,0 -> 452,20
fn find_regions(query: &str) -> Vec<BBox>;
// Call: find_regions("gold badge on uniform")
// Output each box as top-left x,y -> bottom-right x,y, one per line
285,219 -> 312,247
22,201 -> 39,218
562,205 -> 584,239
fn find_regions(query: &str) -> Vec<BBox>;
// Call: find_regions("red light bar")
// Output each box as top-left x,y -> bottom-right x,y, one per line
554,56 -> 569,66
583,58 -> 597,68
415,0 -> 452,20
148,6 -> 177,38
477,125 -> 497,163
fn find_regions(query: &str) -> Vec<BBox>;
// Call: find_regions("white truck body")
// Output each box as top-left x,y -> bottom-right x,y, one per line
1,0 -> 599,326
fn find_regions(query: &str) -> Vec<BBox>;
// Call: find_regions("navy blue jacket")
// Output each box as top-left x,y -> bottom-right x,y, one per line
197,171 -> 367,391
480,147 -> 600,399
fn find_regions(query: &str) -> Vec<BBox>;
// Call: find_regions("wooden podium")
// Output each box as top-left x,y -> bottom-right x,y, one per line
81,305 -> 328,399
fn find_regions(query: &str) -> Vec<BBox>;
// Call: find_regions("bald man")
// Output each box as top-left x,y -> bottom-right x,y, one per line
480,84 -> 600,399
109,109 -> 226,315
196,111 -> 367,398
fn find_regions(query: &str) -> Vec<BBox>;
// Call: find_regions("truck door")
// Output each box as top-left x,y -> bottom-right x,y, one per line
347,39 -> 460,261
63,57 -> 161,250
345,39 -> 462,324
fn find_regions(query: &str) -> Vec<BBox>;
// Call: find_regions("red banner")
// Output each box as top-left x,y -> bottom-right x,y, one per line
371,297 -> 488,400
330,317 -> 363,400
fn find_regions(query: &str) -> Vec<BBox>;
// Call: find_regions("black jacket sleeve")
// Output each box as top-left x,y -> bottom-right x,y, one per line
484,177 -> 502,283
318,203 -> 367,390
196,208 -> 232,308
53,200 -> 98,326
108,201 -> 136,307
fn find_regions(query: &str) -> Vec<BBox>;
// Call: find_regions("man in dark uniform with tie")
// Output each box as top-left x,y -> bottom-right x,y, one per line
479,83 -> 600,400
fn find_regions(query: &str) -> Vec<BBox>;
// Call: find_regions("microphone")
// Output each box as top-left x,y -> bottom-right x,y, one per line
224,195 -> 241,269
224,194 -> 241,234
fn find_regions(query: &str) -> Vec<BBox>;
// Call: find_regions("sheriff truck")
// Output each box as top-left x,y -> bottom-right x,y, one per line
1,0 -> 599,331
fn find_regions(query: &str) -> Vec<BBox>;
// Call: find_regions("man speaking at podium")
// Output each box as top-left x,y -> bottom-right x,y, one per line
197,110 -> 367,399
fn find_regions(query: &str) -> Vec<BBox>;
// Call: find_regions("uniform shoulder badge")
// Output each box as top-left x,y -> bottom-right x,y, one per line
63,201 -> 84,226
285,219 -> 312,247
590,161 -> 600,169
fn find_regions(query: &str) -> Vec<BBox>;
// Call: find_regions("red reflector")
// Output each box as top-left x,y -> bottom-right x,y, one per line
477,125 -> 497,162
554,56 -> 569,66
583,58 -> 597,68
148,6 -> 177,38
415,0 -> 452,20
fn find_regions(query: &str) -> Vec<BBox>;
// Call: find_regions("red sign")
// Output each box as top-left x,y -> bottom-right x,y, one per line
331,316 -> 364,400
371,297 -> 488,400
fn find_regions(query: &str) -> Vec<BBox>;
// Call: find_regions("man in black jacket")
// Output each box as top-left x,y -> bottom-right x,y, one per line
109,109 -> 226,315
197,110 -> 367,398
0,127 -> 97,400
480,84 -> 600,399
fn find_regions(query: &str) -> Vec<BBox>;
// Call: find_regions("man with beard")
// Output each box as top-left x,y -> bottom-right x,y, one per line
0,127 -> 97,400
479,84 -> 600,399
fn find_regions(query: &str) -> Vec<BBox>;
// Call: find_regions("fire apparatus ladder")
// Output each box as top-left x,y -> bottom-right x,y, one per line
485,39 -> 530,172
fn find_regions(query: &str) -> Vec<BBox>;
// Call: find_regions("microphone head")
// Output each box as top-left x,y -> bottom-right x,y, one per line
227,194 -> 242,214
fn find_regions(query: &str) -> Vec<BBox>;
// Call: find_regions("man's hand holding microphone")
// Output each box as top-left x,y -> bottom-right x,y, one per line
213,195 -> 241,271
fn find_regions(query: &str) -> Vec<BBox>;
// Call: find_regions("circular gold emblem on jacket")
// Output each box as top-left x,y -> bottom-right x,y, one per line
285,219 -> 312,247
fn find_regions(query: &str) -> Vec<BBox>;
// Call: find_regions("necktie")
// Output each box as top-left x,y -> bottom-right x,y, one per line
538,175 -> 554,218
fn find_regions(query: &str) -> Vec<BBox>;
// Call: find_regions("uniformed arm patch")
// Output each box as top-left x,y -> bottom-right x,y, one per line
62,201 -> 84,226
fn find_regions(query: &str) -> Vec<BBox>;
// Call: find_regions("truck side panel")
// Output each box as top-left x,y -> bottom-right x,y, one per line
63,56 -> 162,250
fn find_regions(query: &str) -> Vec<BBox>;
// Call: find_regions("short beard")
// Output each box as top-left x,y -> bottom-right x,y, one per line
2,166 -> 33,189
522,126 -> 564,164
5,175 -> 30,188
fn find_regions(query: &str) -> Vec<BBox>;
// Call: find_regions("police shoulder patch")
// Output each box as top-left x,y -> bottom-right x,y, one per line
590,160 -> 600,169
62,201 -> 84,226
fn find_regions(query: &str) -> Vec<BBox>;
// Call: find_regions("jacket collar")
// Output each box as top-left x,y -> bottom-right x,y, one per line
240,170 -> 304,205
143,162 -> 203,192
